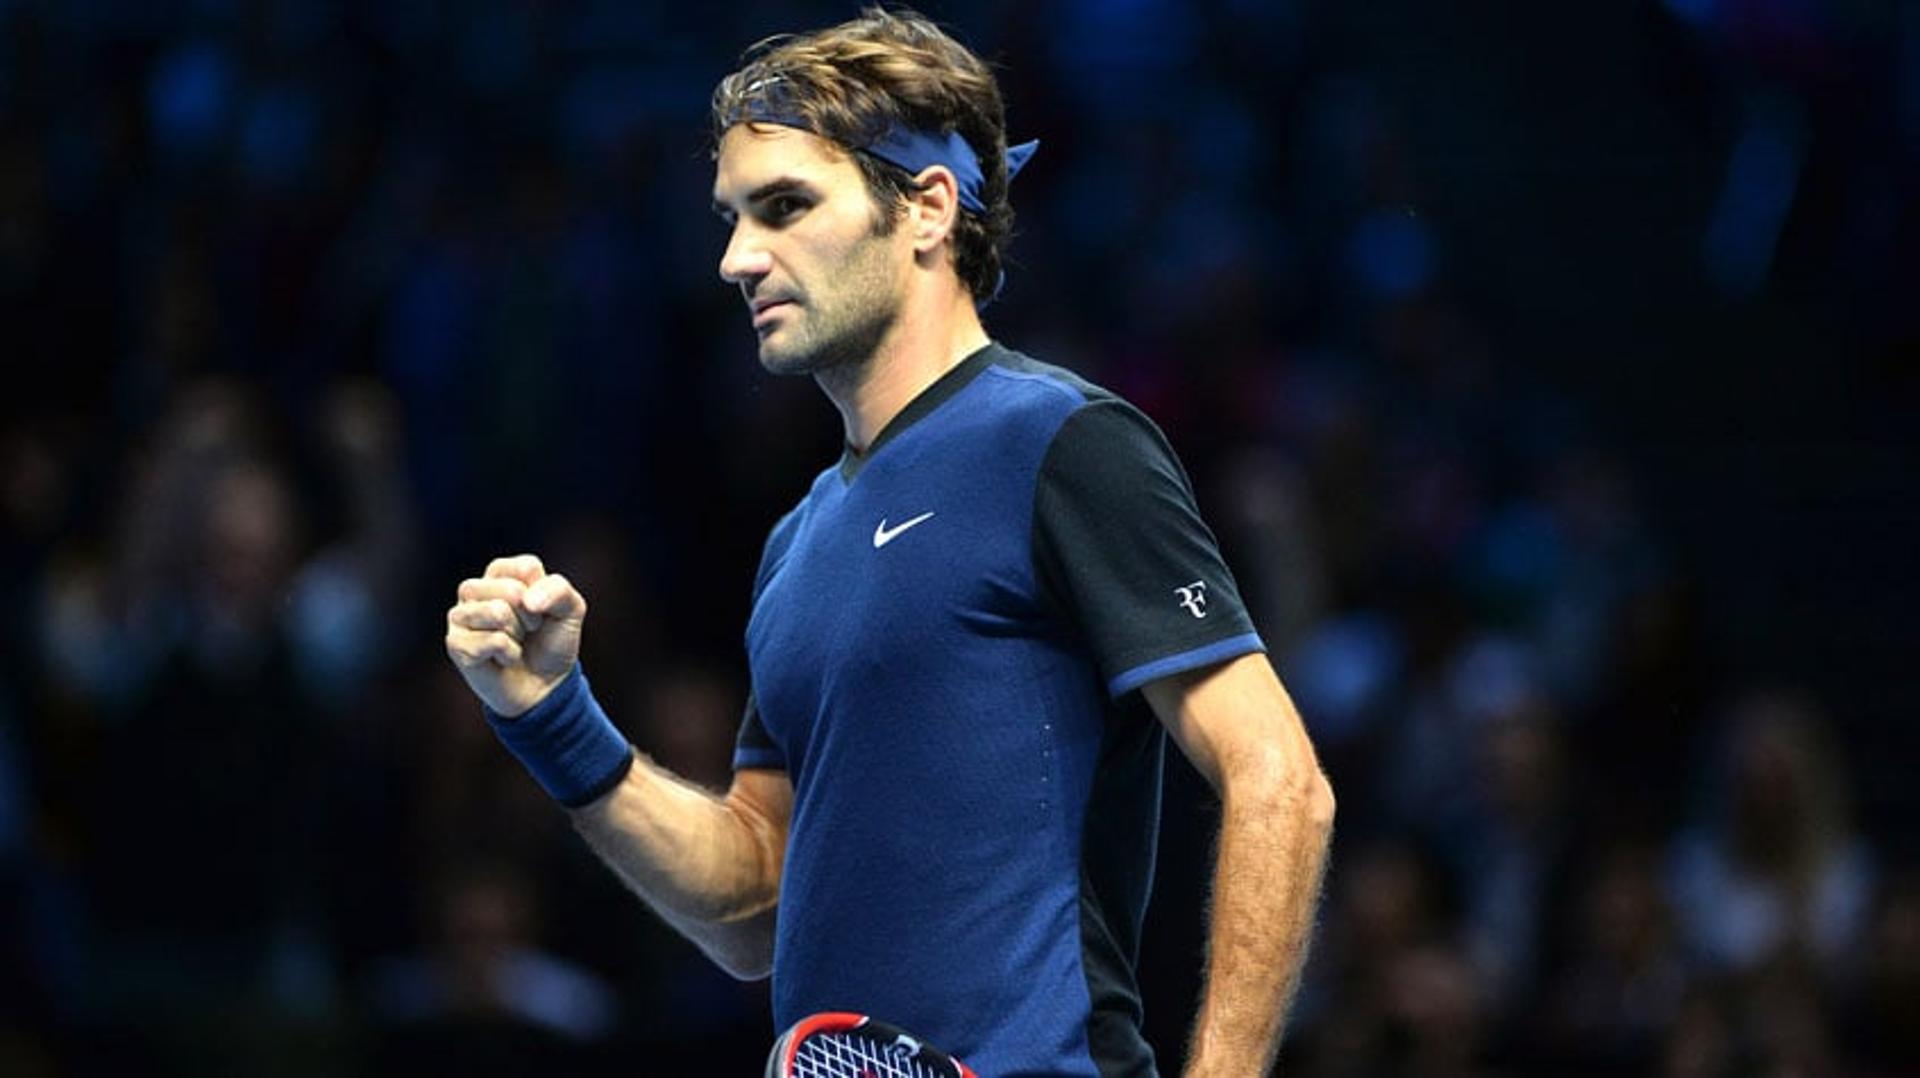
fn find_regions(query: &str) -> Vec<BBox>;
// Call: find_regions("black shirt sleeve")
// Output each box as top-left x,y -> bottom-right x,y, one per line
1033,398 -> 1264,697
732,693 -> 783,770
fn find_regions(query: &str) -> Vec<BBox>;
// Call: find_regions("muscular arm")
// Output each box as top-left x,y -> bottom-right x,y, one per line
446,555 -> 790,980
1143,653 -> 1335,1077
570,763 -> 791,980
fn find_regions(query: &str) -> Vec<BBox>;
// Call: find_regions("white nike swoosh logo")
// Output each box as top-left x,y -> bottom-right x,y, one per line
873,511 -> 936,548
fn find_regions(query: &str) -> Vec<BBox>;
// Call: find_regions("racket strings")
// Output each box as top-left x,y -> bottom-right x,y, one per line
792,1032 -> 943,1078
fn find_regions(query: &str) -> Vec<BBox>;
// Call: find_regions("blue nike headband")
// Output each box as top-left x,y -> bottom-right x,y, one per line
861,125 -> 1040,215
732,79 -> 1038,215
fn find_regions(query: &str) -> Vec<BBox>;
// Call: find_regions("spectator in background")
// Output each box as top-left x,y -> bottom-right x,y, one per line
35,380 -> 326,1063
1667,688 -> 1876,981
1378,943 -> 1495,1078
292,379 -> 421,711
1296,840 -> 1451,1076
1652,689 -> 1877,1077
367,858 -> 617,1053
35,375 -> 417,1058
43,377 -> 415,714
1542,841 -> 1689,1074
1660,963 -> 1846,1078
1455,686 -> 1574,1020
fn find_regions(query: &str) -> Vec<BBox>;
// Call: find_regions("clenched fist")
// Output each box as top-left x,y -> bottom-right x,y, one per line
445,554 -> 587,717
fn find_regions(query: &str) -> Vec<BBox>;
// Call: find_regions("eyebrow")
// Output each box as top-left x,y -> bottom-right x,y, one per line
711,177 -> 815,219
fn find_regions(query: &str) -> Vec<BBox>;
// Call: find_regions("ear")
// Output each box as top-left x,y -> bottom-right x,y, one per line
907,164 -> 961,255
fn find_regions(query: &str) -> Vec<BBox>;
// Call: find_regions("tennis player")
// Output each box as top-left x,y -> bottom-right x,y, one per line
444,8 -> 1333,1075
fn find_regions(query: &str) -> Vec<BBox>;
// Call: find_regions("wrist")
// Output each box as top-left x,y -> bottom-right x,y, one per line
490,664 -> 576,720
485,663 -> 634,807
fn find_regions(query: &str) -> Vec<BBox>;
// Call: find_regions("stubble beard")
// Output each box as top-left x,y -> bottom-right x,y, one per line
756,229 -> 901,380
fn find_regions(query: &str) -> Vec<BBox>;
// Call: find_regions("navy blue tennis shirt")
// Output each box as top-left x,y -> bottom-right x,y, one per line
733,342 -> 1264,1076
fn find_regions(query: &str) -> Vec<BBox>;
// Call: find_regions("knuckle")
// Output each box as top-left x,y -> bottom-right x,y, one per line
546,574 -> 582,607
485,555 -> 543,581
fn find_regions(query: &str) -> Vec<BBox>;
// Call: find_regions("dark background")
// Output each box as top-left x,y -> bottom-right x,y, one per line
2,0 -> 1915,1074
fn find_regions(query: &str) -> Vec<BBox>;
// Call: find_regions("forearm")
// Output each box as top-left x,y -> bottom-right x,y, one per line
570,755 -> 783,976
1185,762 -> 1335,1076
449,568 -> 785,978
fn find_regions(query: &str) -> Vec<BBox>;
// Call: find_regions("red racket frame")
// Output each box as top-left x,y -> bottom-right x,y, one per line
767,1011 -> 980,1078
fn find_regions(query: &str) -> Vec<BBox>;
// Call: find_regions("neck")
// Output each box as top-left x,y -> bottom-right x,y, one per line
816,282 -> 989,453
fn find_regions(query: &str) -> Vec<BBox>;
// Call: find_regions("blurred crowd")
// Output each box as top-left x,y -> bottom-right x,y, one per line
2,1 -> 1915,1075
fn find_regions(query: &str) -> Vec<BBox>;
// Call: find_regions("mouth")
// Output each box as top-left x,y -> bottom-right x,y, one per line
751,298 -> 795,329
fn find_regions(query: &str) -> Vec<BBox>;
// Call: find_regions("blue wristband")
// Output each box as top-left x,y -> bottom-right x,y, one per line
484,664 -> 633,808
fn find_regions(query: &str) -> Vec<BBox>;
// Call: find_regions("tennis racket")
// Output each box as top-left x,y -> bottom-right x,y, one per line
766,1011 -> 979,1078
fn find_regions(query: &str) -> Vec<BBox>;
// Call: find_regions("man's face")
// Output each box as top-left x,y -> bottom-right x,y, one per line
712,124 -> 909,376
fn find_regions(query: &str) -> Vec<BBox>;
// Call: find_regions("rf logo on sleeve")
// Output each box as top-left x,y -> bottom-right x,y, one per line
1175,580 -> 1209,618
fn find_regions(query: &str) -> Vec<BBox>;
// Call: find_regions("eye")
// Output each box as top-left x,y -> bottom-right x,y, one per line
765,195 -> 808,222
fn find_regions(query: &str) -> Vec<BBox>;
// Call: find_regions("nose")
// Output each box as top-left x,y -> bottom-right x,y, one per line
718,220 -> 772,286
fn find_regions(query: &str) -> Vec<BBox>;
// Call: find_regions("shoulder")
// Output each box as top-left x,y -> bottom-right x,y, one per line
964,344 -> 1155,450
986,344 -> 1164,431
959,346 -> 1188,497
977,345 -> 1105,411
976,344 -> 1089,408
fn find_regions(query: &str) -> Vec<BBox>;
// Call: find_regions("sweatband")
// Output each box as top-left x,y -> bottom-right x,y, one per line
860,125 -> 1039,215
730,75 -> 1039,241
485,664 -> 633,808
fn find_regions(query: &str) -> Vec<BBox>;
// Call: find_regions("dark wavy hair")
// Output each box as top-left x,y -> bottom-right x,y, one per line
711,7 -> 1015,302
